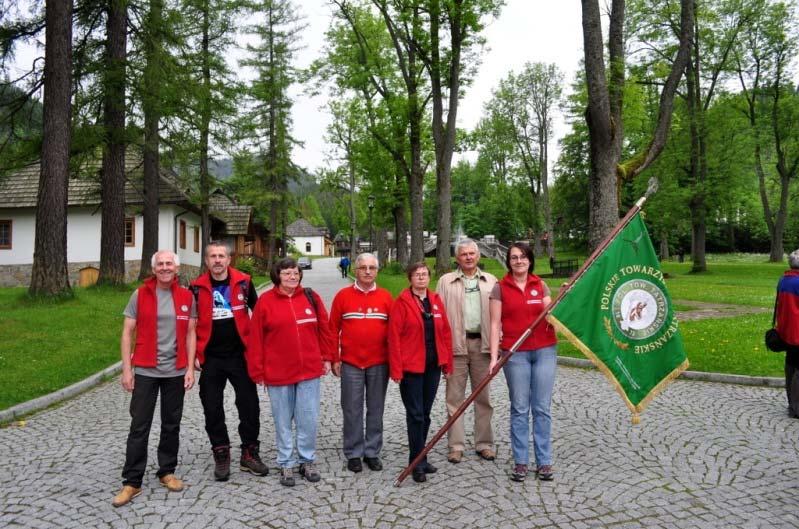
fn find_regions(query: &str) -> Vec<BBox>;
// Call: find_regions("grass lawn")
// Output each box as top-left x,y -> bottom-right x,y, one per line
0,285 -> 135,410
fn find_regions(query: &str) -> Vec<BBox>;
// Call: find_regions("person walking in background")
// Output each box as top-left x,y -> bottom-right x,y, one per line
329,252 -> 393,473
339,255 -> 351,278
436,239 -> 498,464
247,257 -> 336,487
776,249 -> 799,418
113,250 -> 196,507
389,262 -> 453,483
489,242 -> 557,483
191,241 -> 267,482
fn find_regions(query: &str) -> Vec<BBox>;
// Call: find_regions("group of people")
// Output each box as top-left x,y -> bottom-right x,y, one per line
112,238 -> 559,506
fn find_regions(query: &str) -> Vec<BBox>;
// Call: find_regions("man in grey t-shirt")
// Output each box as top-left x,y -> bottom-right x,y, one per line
112,250 -> 197,508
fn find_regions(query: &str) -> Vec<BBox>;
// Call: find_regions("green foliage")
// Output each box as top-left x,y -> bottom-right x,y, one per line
235,255 -> 256,276
0,285 -> 135,410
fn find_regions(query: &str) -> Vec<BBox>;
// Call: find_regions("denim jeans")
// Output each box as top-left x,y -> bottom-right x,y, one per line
502,346 -> 556,466
267,377 -> 321,468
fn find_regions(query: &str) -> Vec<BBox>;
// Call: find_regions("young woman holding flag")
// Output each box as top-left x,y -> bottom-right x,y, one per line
489,242 -> 557,483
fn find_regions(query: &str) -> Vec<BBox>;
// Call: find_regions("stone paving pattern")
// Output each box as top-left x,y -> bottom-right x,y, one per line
1,258 -> 798,528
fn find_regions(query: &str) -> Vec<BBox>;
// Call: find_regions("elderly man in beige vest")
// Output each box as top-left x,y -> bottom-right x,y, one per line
436,238 -> 498,463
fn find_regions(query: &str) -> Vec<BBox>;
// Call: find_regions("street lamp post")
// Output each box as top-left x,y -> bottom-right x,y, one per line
367,194 -> 375,253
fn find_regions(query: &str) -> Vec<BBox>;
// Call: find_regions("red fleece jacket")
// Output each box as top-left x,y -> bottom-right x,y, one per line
246,286 -> 335,386
388,288 -> 453,382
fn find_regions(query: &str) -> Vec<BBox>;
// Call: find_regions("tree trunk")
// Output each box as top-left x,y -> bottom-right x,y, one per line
349,155 -> 357,259
431,0 -> 462,277
659,231 -> 669,260
138,0 -> 163,280
582,0 -> 693,249
199,0 -> 212,265
98,0 -> 128,286
408,99 -> 424,264
686,12 -> 706,273
393,198 -> 409,268
30,0 -> 73,297
581,0 -> 621,250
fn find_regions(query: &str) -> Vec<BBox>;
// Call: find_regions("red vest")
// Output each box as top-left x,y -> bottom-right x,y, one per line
498,273 -> 556,351
192,267 -> 252,365
133,277 -> 193,369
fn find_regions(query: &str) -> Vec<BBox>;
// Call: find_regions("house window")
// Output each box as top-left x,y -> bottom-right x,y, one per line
305,242 -> 311,253
193,226 -> 200,253
179,220 -> 186,249
124,217 -> 135,247
0,220 -> 10,249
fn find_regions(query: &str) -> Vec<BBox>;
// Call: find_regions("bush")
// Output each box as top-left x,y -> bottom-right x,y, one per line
235,256 -> 256,276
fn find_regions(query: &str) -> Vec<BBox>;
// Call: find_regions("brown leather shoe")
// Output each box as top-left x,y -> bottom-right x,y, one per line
477,448 -> 496,461
158,474 -> 184,492
112,485 -> 142,507
447,450 -> 463,463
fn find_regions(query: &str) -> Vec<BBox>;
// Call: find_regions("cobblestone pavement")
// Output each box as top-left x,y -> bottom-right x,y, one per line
2,258 -> 798,528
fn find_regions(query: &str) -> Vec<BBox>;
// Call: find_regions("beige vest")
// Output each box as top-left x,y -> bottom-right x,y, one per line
436,269 -> 498,355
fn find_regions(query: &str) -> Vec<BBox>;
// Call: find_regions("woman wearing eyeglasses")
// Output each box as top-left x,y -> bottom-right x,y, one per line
489,242 -> 557,483
388,262 -> 453,483
246,257 -> 335,487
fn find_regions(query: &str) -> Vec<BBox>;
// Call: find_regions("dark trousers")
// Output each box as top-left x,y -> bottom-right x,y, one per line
122,374 -> 185,487
786,347 -> 799,418
199,354 -> 261,448
399,363 -> 441,468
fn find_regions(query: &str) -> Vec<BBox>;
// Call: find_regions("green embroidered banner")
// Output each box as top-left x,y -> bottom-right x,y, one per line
548,213 -> 689,422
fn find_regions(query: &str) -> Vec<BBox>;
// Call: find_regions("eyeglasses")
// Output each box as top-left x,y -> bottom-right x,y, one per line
413,273 -> 429,278
357,266 -> 378,271
509,255 -> 529,262
279,270 -> 300,277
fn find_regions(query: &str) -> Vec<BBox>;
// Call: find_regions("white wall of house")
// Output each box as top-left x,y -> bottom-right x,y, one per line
0,208 -> 35,265
0,205 -> 203,268
293,235 -> 325,256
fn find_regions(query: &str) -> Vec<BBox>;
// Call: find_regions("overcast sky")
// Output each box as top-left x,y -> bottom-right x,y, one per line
291,0 -> 584,173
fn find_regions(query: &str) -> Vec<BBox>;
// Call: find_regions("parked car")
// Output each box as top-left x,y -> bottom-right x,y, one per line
298,256 -> 312,270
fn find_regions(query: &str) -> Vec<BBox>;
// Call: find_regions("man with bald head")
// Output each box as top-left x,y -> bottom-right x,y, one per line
113,250 -> 196,507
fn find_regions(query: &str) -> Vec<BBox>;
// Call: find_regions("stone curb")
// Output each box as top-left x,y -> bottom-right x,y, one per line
0,355 -> 784,424
0,361 -> 123,424
557,356 -> 784,388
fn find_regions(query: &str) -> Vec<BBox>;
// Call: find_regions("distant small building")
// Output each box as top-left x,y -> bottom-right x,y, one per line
286,219 -> 333,256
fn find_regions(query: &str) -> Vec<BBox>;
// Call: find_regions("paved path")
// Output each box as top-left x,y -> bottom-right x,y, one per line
2,258 -> 798,528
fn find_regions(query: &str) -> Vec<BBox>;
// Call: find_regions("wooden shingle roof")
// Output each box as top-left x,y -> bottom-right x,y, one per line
209,192 -> 252,235
286,219 -> 327,237
0,153 -> 193,209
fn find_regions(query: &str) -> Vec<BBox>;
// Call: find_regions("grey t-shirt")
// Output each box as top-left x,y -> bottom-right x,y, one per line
124,288 -> 195,378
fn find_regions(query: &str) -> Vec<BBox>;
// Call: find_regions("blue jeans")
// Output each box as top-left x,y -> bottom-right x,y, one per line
267,377 -> 321,468
503,346 -> 556,466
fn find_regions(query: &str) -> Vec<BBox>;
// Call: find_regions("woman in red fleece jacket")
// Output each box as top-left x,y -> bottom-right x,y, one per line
388,262 -> 453,483
247,257 -> 335,487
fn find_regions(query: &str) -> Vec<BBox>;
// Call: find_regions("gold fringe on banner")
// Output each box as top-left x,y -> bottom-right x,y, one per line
547,314 -> 690,424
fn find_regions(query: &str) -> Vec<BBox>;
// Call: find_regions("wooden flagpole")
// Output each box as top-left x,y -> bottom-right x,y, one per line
393,179 -> 659,486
